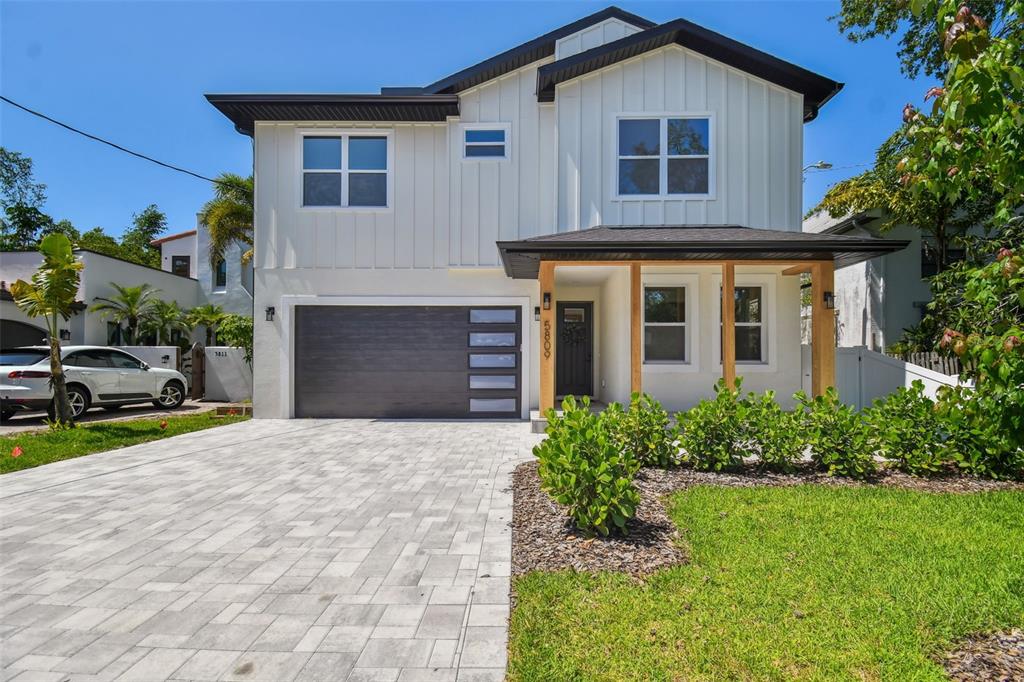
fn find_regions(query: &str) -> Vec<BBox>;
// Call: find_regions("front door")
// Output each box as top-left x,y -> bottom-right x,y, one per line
556,301 -> 593,397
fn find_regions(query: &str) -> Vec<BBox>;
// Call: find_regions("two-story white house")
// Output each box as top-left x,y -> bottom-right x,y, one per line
208,6 -> 907,420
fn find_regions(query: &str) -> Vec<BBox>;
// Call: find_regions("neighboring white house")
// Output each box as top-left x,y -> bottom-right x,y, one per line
0,249 -> 199,346
207,6 -> 907,419
803,209 -> 947,351
153,215 -> 253,316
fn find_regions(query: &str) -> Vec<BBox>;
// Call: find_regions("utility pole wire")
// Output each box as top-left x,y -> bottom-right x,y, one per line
0,95 -> 251,194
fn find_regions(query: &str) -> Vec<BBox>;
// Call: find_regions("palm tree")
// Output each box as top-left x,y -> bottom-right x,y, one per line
200,173 -> 253,265
11,233 -> 84,425
90,283 -> 161,345
144,300 -> 190,345
187,303 -> 225,346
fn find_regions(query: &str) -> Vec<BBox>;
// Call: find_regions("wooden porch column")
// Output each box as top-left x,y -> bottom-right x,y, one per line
810,260 -> 836,396
630,263 -> 642,395
721,262 -> 736,390
538,261 -> 556,414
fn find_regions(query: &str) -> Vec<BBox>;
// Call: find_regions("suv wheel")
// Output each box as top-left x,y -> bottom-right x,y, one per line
154,381 -> 185,409
48,385 -> 90,421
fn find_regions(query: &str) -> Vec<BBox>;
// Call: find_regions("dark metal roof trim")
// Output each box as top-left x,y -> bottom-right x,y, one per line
497,226 -> 908,278
536,19 -> 843,121
422,6 -> 656,95
205,94 -> 461,136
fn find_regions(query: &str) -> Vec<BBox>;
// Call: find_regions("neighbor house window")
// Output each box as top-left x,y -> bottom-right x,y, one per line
214,258 -> 227,289
171,255 -> 190,278
720,286 -> 766,363
302,134 -> 388,208
618,116 -> 711,196
463,127 -> 508,159
644,286 -> 687,363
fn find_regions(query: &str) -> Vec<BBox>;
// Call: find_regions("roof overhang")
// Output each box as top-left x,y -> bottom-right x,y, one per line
536,19 -> 842,121
205,94 -> 461,136
497,226 -> 908,279
150,229 -> 197,246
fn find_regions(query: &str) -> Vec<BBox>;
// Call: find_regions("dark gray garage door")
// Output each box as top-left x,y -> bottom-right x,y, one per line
294,305 -> 521,418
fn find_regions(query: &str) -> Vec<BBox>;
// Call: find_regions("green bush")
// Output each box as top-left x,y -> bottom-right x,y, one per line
604,392 -> 681,467
534,396 -> 641,536
795,388 -> 877,479
743,391 -> 804,472
936,385 -> 1024,480
863,381 -> 947,475
677,379 -> 747,471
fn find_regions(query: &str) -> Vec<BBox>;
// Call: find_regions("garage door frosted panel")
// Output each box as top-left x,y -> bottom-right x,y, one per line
294,305 -> 519,418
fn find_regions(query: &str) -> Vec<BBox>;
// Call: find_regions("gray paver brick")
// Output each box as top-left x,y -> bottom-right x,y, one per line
0,420 -> 539,681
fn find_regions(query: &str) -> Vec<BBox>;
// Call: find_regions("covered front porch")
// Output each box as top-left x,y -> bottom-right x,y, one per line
497,226 -> 908,417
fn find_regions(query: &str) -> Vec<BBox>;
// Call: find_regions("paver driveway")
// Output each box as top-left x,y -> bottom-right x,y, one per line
0,419 -> 542,681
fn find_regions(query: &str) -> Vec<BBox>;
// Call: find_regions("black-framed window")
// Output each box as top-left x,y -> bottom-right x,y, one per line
214,258 -> 227,289
172,255 -> 191,278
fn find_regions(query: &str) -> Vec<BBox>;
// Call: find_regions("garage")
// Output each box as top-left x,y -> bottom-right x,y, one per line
293,305 -> 522,418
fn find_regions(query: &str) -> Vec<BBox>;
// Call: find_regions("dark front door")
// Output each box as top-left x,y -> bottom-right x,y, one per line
556,301 -> 593,397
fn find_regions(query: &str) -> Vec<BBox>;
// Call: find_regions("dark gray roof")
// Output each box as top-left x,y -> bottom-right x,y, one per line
205,94 -> 461,136
420,6 -> 656,95
497,225 -> 908,278
536,20 -> 842,121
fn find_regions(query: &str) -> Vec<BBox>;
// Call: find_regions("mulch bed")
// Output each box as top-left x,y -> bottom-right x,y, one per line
943,629 -> 1024,681
511,461 -> 1023,578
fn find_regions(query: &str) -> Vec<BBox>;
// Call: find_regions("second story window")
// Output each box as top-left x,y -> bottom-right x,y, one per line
464,127 -> 508,159
617,116 -> 711,197
302,134 -> 388,208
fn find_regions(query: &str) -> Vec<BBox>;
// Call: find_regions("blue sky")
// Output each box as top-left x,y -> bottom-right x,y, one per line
1,1 -> 927,237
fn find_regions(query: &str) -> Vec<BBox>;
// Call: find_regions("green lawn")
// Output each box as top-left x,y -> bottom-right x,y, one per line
1,412 -> 249,474
509,485 -> 1024,681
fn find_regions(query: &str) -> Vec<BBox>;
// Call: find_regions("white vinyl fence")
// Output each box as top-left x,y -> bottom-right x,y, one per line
203,347 -> 252,403
833,346 -> 970,410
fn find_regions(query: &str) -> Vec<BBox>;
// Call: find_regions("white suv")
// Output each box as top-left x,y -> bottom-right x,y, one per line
1,346 -> 189,421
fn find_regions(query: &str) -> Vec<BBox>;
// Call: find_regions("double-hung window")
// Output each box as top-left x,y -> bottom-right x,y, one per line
721,286 -> 766,363
617,116 -> 711,196
302,134 -> 388,208
644,286 -> 687,363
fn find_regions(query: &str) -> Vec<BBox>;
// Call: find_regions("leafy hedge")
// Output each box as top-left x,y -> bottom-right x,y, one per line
535,381 -> 1022,535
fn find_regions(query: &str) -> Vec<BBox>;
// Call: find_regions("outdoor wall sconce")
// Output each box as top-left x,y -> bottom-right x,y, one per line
59,329 -> 71,341
265,306 -> 276,322
534,306 -> 541,321
823,291 -> 835,309
543,292 -> 551,310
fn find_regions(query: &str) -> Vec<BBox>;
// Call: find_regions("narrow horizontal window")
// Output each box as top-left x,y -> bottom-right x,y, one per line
469,353 -> 516,368
470,309 -> 517,324
464,128 -> 508,159
470,375 -> 516,390
469,332 -> 516,347
470,398 -> 517,412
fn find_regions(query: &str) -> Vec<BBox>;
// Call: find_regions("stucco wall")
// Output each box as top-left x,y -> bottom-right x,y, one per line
158,234 -> 198,278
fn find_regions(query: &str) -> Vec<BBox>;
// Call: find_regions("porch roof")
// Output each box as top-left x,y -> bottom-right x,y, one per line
496,225 -> 909,279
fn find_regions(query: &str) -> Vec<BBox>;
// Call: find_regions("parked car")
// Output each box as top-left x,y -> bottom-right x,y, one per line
0,346 -> 188,421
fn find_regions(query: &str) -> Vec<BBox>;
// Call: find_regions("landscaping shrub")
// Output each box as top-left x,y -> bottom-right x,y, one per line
863,380 -> 947,475
936,385 -> 1024,480
742,390 -> 804,472
795,388 -> 877,479
534,395 -> 641,536
676,379 -> 747,471
604,392 -> 681,467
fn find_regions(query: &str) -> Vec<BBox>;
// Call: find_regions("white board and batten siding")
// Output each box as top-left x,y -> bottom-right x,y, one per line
253,44 -> 806,273
554,17 -> 645,59
556,44 -> 804,232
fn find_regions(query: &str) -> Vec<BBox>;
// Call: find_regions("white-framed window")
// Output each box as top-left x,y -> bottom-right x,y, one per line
462,123 -> 510,161
616,115 -> 712,197
642,274 -> 699,370
713,274 -> 776,369
301,132 -> 390,208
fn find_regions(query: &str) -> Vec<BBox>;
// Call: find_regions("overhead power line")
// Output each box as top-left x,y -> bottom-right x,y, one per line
0,95 -> 249,193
